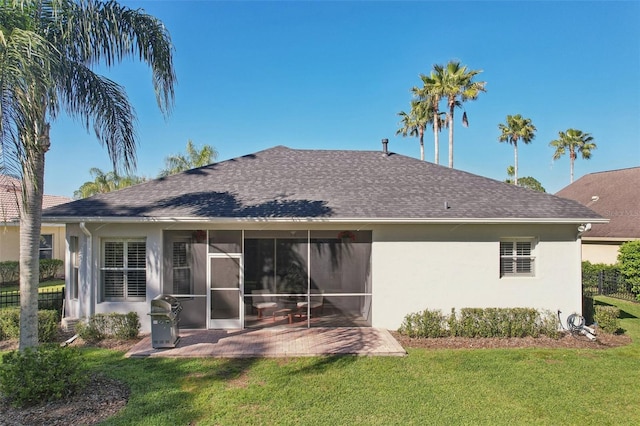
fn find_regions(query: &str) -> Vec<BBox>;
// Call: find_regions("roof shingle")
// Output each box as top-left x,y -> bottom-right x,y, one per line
556,167 -> 640,238
43,146 -> 602,222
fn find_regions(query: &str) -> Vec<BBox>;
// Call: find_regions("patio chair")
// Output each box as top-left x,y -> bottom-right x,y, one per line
296,293 -> 324,318
252,289 -> 278,319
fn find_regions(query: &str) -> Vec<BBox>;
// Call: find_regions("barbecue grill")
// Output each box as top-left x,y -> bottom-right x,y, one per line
149,294 -> 183,348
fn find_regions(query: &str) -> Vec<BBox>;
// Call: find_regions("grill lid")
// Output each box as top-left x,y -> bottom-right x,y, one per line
150,294 -> 182,314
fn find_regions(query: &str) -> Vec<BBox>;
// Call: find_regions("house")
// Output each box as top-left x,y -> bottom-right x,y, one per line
42,145 -> 605,332
0,175 -> 71,265
556,167 -> 640,264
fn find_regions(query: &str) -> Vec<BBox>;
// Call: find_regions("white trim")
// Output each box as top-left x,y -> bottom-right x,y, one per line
582,236 -> 639,242
500,237 -> 537,278
43,216 -> 610,225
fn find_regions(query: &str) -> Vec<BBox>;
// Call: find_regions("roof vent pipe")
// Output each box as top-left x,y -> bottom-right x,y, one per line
382,138 -> 389,155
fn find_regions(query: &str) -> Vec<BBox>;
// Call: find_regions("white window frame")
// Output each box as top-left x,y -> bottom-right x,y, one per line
100,238 -> 147,302
69,236 -> 79,300
500,238 -> 536,278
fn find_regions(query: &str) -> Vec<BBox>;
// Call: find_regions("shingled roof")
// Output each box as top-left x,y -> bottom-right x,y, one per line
556,167 -> 640,239
43,146 -> 603,223
1,175 -> 71,222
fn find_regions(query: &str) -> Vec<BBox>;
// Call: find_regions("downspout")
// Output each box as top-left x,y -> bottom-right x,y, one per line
79,222 -> 94,316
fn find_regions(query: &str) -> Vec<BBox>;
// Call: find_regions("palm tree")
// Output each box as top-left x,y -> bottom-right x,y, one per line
505,166 -> 546,192
498,114 -> 537,185
549,129 -> 597,183
428,61 -> 486,168
74,167 -> 146,199
413,75 -> 445,165
159,140 -> 218,177
396,101 -> 431,161
0,0 -> 176,349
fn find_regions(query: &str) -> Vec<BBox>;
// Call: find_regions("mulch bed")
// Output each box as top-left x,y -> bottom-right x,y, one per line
390,330 -> 632,350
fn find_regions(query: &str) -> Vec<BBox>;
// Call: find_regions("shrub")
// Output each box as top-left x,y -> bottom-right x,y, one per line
0,259 -> 64,286
594,305 -> 620,334
39,259 -> 63,281
0,308 -> 20,340
0,345 -> 85,407
398,309 -> 448,338
618,240 -> 640,300
0,261 -> 19,286
76,312 -> 140,342
38,310 -> 60,343
538,310 -> 562,339
0,308 -> 59,342
398,307 -> 560,339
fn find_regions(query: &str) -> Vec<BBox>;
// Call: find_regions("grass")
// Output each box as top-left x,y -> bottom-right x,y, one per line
0,279 -> 64,294
60,296 -> 640,425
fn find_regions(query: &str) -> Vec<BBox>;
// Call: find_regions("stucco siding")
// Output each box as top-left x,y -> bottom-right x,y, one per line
371,224 -> 582,330
65,222 -> 584,333
0,225 -> 20,261
581,242 -> 621,265
0,224 -> 65,263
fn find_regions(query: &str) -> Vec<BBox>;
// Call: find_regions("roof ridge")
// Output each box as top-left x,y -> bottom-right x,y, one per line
585,166 -> 640,175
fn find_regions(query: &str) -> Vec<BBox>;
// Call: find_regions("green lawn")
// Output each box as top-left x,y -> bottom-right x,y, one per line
71,296 -> 640,425
0,279 -> 64,294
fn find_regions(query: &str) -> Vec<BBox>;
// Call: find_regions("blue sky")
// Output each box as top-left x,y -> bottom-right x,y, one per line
45,0 -> 640,197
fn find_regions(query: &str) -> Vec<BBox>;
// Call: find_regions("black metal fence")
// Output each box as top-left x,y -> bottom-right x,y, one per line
0,287 -> 65,313
583,269 -> 637,301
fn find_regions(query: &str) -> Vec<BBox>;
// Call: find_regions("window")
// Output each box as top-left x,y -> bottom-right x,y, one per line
500,239 -> 535,277
39,234 -> 53,259
101,239 -> 146,301
172,241 -> 192,294
70,236 -> 79,300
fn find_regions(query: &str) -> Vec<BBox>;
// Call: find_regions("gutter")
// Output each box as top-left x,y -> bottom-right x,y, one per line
79,222 -> 94,317
42,216 -> 610,225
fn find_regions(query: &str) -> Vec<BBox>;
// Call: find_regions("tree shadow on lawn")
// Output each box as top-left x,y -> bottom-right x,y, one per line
594,299 -> 638,319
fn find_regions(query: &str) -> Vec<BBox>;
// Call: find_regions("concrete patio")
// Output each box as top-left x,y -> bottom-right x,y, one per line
125,327 -> 406,358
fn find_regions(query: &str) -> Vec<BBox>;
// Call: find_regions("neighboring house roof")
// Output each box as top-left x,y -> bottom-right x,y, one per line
1,174 -> 72,222
43,146 -> 603,223
555,167 -> 640,239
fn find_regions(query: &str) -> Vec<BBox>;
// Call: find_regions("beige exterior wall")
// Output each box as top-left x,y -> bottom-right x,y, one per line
371,223 -> 582,330
0,223 -> 66,263
66,221 -> 583,333
581,241 -> 622,265
0,225 -> 20,261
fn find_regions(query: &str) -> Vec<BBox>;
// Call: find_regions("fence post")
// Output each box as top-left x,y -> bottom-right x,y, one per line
598,270 -> 604,295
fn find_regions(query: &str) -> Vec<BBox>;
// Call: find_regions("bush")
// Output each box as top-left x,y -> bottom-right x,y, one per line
398,307 -> 560,339
456,308 -> 541,338
594,305 -> 620,334
0,261 -> 19,286
0,308 -> 59,342
0,345 -> 85,407
618,241 -> 640,300
0,259 -> 64,286
38,310 -> 60,343
76,312 -> 140,342
39,259 -> 63,281
398,309 -> 448,338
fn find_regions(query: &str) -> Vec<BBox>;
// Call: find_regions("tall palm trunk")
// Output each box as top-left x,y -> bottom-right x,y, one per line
419,127 -> 424,161
433,96 -> 440,165
448,100 -> 455,168
19,123 -> 50,350
570,149 -> 576,183
513,141 -> 519,186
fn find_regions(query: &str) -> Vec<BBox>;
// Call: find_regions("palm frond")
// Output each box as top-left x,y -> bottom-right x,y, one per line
59,60 -> 137,172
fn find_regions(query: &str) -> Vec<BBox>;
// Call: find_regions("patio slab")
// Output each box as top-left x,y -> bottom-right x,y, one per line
125,327 -> 406,358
